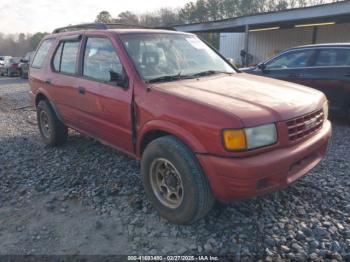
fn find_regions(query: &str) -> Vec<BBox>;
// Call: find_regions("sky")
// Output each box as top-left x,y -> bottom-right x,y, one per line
0,0 -> 190,34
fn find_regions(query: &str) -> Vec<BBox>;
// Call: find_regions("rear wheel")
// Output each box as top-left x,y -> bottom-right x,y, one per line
141,136 -> 214,224
37,100 -> 68,146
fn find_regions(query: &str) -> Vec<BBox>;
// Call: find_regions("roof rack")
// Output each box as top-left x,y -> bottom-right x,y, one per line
52,22 -> 149,34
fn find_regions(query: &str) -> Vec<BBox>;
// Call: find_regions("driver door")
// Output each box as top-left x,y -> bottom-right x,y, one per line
76,35 -> 134,153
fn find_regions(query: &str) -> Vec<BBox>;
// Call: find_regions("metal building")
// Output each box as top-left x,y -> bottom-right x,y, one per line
173,1 -> 350,66
220,22 -> 350,65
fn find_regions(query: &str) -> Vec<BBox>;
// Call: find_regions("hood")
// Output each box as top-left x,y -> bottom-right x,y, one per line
153,73 -> 325,127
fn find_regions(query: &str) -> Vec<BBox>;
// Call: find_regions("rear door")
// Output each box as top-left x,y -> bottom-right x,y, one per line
262,49 -> 316,86
49,35 -> 82,125
305,48 -> 350,112
74,34 -> 134,153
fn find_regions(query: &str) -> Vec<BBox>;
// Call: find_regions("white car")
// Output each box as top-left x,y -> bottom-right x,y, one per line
0,56 -> 12,76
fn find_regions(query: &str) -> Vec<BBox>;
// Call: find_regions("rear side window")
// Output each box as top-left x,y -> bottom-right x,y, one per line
266,49 -> 314,70
53,41 -> 80,74
314,49 -> 350,67
83,37 -> 123,82
32,39 -> 54,68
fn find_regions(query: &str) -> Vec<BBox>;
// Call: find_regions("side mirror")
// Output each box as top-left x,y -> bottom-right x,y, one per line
227,58 -> 235,66
258,63 -> 266,71
110,70 -> 128,89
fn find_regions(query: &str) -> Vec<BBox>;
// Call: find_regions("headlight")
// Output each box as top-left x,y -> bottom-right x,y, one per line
223,124 -> 277,151
323,101 -> 329,121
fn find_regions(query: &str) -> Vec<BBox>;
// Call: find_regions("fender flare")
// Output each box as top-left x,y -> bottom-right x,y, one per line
35,89 -> 63,122
137,120 -> 207,156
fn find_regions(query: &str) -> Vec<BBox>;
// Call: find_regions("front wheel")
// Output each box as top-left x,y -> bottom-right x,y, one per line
141,136 -> 214,224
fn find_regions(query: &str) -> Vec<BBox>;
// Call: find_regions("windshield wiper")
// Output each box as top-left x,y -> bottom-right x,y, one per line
188,70 -> 229,77
146,73 -> 191,83
145,70 -> 230,83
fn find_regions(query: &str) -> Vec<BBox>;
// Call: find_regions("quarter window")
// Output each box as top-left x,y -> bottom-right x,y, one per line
32,39 -> 54,68
83,37 -> 123,82
266,50 -> 314,70
314,49 -> 350,67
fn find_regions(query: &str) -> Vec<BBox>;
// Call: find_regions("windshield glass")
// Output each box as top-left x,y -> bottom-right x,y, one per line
120,33 -> 235,81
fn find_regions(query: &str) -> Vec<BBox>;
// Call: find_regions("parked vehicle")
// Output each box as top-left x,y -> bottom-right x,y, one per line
0,56 -> 12,76
19,51 -> 34,79
0,57 -> 23,77
241,44 -> 350,120
29,24 -> 331,224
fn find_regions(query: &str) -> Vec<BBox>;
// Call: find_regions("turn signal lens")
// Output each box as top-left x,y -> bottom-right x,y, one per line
223,129 -> 247,150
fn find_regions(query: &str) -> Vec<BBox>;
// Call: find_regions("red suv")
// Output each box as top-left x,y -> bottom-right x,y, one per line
29,23 -> 331,224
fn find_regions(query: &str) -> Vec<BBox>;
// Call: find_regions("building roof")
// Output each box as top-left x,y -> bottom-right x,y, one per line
173,1 -> 350,33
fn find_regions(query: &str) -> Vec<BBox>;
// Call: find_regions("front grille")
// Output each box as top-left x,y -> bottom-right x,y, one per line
286,109 -> 324,142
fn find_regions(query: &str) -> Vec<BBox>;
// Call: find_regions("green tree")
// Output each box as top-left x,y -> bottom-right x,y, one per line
30,32 -> 48,51
95,11 -> 112,23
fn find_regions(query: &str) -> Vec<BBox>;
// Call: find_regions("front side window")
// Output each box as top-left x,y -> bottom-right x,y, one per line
266,50 -> 314,70
32,38 -> 54,68
314,49 -> 350,67
83,37 -> 123,83
120,33 -> 235,81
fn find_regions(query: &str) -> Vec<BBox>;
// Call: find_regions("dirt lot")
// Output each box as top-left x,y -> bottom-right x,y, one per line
0,77 -> 349,260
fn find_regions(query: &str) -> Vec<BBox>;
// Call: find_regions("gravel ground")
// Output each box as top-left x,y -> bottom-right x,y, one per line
0,77 -> 349,260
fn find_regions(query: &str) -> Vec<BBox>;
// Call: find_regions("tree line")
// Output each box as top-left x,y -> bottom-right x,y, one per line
96,0 -> 342,26
0,32 -> 48,57
95,0 -> 342,48
0,0 -> 342,56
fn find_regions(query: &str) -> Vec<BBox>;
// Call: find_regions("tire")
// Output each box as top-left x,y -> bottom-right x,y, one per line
37,100 -> 68,146
141,135 -> 214,224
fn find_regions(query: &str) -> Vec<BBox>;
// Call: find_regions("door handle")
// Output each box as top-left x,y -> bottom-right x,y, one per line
344,73 -> 350,77
45,79 -> 51,85
78,86 -> 86,94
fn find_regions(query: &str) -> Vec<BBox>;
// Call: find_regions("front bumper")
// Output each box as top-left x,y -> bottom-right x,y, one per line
197,120 -> 332,202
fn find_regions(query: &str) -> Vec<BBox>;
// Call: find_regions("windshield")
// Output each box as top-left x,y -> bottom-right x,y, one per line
120,33 -> 235,82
